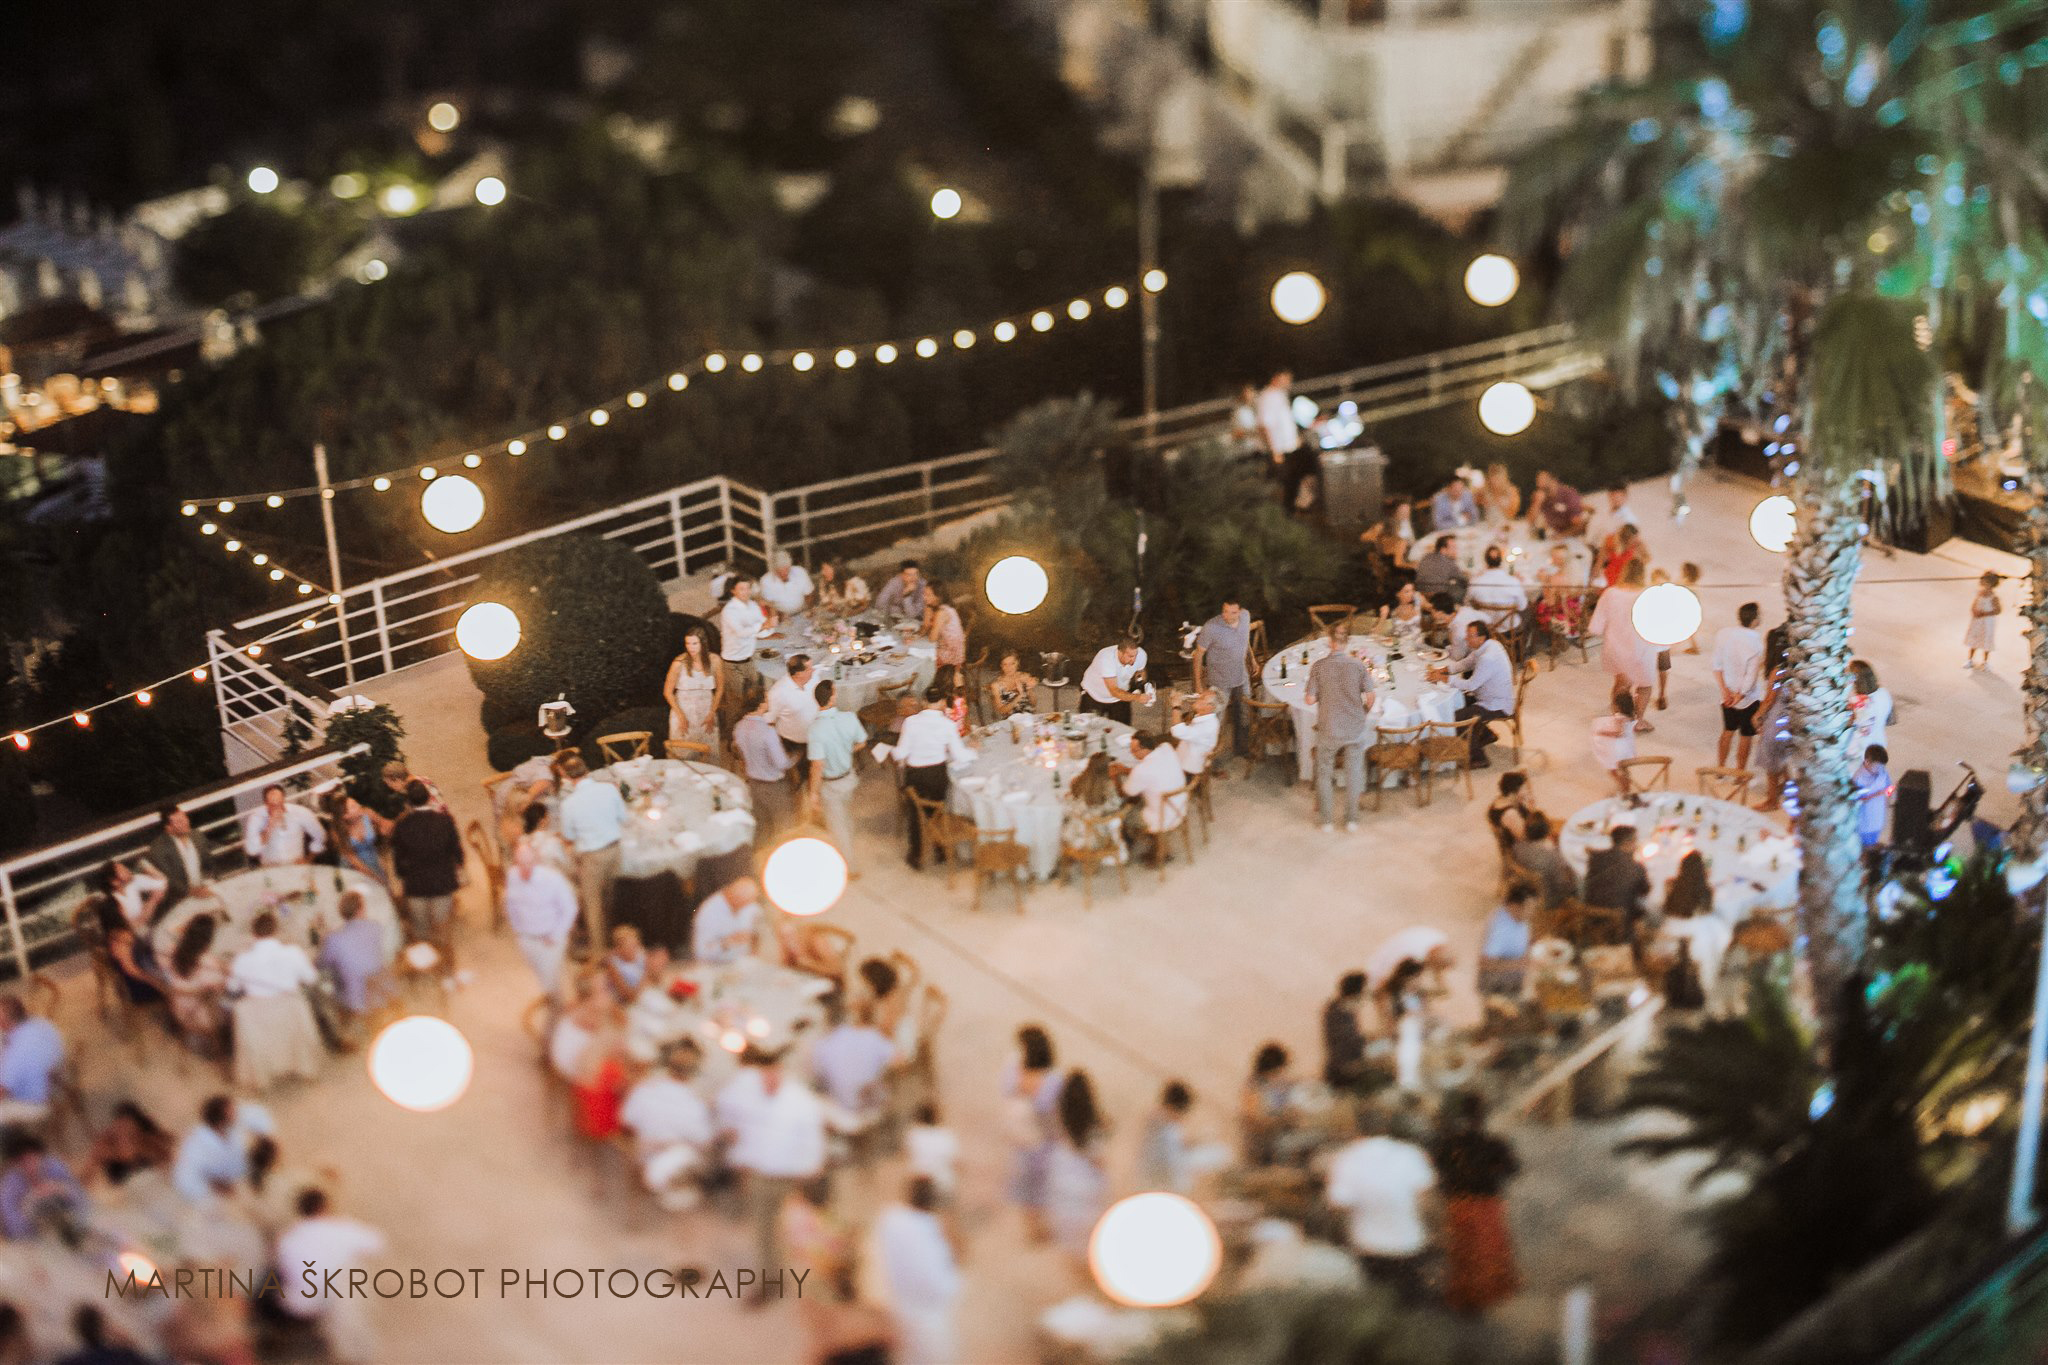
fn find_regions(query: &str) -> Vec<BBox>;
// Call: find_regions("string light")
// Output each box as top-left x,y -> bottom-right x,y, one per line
9,734 -> 26,751
252,554 -> 268,565
705,354 -> 728,373
182,505 -> 197,516
1031,311 -> 1054,332
71,712 -> 89,728
266,495 -> 283,508
627,391 -> 647,408
200,523 -> 217,535
507,439 -> 527,455
834,348 -> 857,368
463,453 -> 482,468
792,352 -> 815,372
547,424 -> 566,440
916,338 -> 939,358
420,466 -> 437,480
994,321 -> 1017,342
1068,299 -> 1091,321
876,344 -> 898,363
741,353 -> 763,372
135,690 -> 151,706
588,409 -> 609,426
373,476 -> 392,491
1143,269 -> 1167,292
224,540 -> 241,552
1104,286 -> 1129,308
667,373 -> 687,391
953,330 -> 975,349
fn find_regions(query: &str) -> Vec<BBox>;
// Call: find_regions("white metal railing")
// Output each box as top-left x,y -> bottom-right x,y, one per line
0,744 -> 365,978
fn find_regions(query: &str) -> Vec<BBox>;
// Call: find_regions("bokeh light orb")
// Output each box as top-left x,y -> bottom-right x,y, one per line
455,602 -> 521,661
421,475 -> 485,534
1632,583 -> 1703,647
1089,1193 -> 1222,1308
247,167 -> 280,195
930,187 -> 963,220
985,556 -> 1050,615
427,101 -> 461,132
1464,254 -> 1520,307
1270,271 -> 1327,325
1478,381 -> 1536,436
368,1015 -> 474,1112
474,176 -> 507,207
1749,494 -> 1797,552
763,837 -> 849,917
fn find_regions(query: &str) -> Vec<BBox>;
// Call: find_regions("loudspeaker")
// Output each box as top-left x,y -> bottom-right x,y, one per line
1892,768 -> 1934,855
1319,446 -> 1385,534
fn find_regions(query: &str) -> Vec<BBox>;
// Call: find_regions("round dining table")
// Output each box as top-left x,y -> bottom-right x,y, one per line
1259,626 -> 1463,784
948,712 -> 1137,880
623,957 -> 834,1087
755,610 -> 938,715
594,757 -> 756,881
1451,523 -> 1596,585
1558,792 -> 1799,922
152,865 -> 403,962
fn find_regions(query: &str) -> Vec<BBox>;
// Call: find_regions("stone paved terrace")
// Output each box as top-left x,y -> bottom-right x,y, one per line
39,468 -> 2033,1363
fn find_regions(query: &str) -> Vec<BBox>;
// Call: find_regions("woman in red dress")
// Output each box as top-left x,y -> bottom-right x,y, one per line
1431,1089 -> 1522,1313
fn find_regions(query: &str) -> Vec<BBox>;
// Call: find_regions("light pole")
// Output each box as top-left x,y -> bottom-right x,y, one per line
311,443 -> 355,686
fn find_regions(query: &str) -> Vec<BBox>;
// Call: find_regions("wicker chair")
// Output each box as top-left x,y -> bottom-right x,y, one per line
1060,813 -> 1130,907
1696,766 -> 1755,802
1366,724 -> 1428,809
595,731 -> 652,763
1242,696 -> 1297,779
1184,766 -> 1216,843
962,646 -> 993,724
970,829 -> 1031,913
462,819 -> 506,934
665,739 -> 714,762
1537,898 -> 1631,949
782,921 -> 856,989
1142,791 -> 1197,879
1307,604 -> 1358,632
1620,756 -> 1673,792
1420,718 -> 1481,803
1498,659 -> 1540,762
905,792 -> 977,883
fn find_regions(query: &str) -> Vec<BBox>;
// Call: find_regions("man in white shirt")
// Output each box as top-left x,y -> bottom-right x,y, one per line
1434,621 -> 1516,768
503,840 -> 579,1002
1258,369 -> 1312,507
1464,545 -> 1529,624
555,753 -> 628,947
896,687 -> 973,871
877,1176 -> 963,1365
241,785 -> 326,867
1119,731 -> 1188,841
228,913 -> 317,998
1711,601 -> 1768,770
1325,1104 -> 1438,1301
718,578 -> 772,727
1169,690 -> 1220,777
691,876 -> 763,965
171,1095 -> 275,1202
277,1188 -> 387,1363
765,655 -> 822,780
1444,602 -> 1490,663
758,551 -> 815,617
1080,636 -> 1148,725
716,1049 -> 827,1284
620,1041 -> 714,1209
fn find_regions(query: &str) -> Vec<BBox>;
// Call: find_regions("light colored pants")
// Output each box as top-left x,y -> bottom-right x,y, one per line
517,935 -> 569,1002
817,772 -> 859,873
893,1303 -> 960,1365
746,1172 -> 801,1276
403,894 -> 454,943
575,843 -> 620,946
1314,735 -> 1366,825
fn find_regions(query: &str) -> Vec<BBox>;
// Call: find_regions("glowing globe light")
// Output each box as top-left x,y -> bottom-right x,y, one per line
930,187 -> 963,220
1104,286 -> 1129,308
835,348 -> 857,368
1749,494 -> 1797,552
1632,582 -> 1703,647
953,329 -> 975,349
474,176 -> 507,207
875,344 -> 898,364
247,166 -> 279,195
705,353 -> 728,373
792,351 -> 815,372
587,408 -> 609,426
994,321 -> 1017,342
455,602 -> 521,660
379,184 -> 420,215
667,374 -> 687,391
421,475 -> 485,534
1142,269 -> 1167,293
985,555 -> 1050,615
763,837 -> 849,917
368,1015 -> 474,1112
1464,254 -> 1520,307
1478,381 -> 1536,436
427,101 -> 460,132
916,338 -> 939,358
1031,311 -> 1055,332
1067,298 -> 1092,321
1270,271 -> 1327,325
741,353 -> 763,373
1089,1193 -> 1221,1308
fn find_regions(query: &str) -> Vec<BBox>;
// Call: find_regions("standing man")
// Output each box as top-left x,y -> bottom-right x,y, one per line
556,753 -> 627,951
1257,369 -> 1310,508
765,655 -> 822,784
1711,602 -> 1767,771
1325,1102 -> 1439,1302
874,560 -> 929,621
388,780 -> 465,977
733,690 -> 795,839
716,1048 -> 827,1292
1080,634 -> 1148,725
805,680 -> 867,877
877,1176 -> 964,1364
1304,622 -> 1374,832
241,786 -> 326,867
1434,620 -> 1516,769
276,1189 -> 388,1363
142,806 -> 212,905
1191,599 -> 1254,760
719,577 -> 772,731
503,840 -> 579,1002
758,551 -> 814,618
897,686 -> 972,871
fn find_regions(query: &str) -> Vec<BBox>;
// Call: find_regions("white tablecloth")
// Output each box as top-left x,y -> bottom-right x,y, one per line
153,865 -> 403,962
1453,525 -> 1595,585
948,714 -> 1137,880
1259,631 -> 1462,783
756,611 -> 937,715
623,958 -> 833,1086
1558,793 -> 1798,922
596,758 -> 756,881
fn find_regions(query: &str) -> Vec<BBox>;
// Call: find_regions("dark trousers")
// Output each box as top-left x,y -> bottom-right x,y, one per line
1214,682 -> 1252,756
1456,701 -> 1509,762
1357,1251 -> 1428,1304
781,737 -> 811,786
904,763 -> 951,867
1081,695 -> 1132,725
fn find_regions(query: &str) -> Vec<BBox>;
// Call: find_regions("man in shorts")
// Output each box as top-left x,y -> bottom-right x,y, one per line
1711,602 -> 1767,770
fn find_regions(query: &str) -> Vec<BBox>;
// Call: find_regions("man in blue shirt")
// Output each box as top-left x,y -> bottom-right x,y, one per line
316,890 -> 391,1020
556,752 -> 628,948
0,1131 -> 87,1240
171,1095 -> 273,1203
806,680 -> 868,877
1431,478 -> 1479,533
1479,884 -> 1536,1000
0,998 -> 63,1124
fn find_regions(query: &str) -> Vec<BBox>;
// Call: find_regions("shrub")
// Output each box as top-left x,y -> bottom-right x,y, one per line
589,706 -> 671,749
321,702 -> 406,806
465,534 -> 675,730
486,725 -> 556,774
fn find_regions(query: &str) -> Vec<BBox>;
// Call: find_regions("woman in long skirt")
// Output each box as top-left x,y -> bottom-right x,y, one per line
1431,1089 -> 1522,1314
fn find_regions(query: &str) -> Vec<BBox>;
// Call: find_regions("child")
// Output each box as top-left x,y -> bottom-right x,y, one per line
1649,567 -> 1675,708
1966,571 -> 2002,670
1680,563 -> 1703,655
905,1102 -> 960,1201
1592,691 -> 1639,797
1855,744 -> 1892,882
602,925 -> 648,1002
1138,1082 -> 1196,1194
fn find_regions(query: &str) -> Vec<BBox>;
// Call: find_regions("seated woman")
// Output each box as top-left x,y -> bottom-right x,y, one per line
1655,852 -> 1731,999
988,651 -> 1040,718
1485,772 -> 1534,848
1509,812 -> 1579,911
1239,1044 -> 1296,1167
853,952 -> 922,1056
164,913 -> 229,1051
1534,544 -> 1589,645
325,792 -> 391,892
521,802 -> 574,876
82,1101 -> 174,1189
1378,581 -> 1435,631
815,560 -> 869,614
1060,754 -> 1128,867
549,972 -> 617,1081
101,861 -> 166,930
92,898 -> 164,1006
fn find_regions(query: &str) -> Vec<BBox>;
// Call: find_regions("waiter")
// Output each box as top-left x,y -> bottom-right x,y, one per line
895,687 -> 972,871
1080,634 -> 1149,725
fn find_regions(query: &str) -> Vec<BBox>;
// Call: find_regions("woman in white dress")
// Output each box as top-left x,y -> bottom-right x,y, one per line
1589,559 -> 1659,731
1850,659 -> 1892,755
663,628 -> 723,744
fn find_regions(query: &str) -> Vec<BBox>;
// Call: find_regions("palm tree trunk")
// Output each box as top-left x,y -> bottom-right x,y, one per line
1782,469 -> 1869,1038
2019,425 -> 2048,852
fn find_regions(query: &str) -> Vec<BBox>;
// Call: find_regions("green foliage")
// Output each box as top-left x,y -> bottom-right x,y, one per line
465,534 -> 673,730
1123,1287 -> 1454,1365
172,197 -> 364,306
486,725 -> 555,775
321,702 -> 406,806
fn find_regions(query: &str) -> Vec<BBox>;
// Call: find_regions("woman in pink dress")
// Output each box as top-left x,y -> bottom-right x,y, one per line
1589,559 -> 1658,731
925,586 -> 967,670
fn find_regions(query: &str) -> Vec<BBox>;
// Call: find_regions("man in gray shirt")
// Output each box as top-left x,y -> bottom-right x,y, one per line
1304,622 -> 1375,831
1414,535 -> 1468,604
1191,599 -> 1254,761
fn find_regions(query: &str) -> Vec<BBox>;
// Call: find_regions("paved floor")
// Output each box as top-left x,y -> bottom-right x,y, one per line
45,469 -> 2032,1363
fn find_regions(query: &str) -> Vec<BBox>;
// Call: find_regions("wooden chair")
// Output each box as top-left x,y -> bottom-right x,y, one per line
1365,724 -> 1427,809
905,792 -> 977,884
1544,591 -> 1599,668
665,739 -> 713,762
1307,604 -> 1358,632
69,901 -> 153,1049
1184,766 -> 1216,844
1696,766 -> 1755,803
595,731 -> 652,764
1537,898 -> 1631,948
1143,791 -> 1198,879
912,984 -> 948,1088
962,646 -> 993,724
1420,718 -> 1480,802
1619,756 -> 1673,792
1060,813 -> 1130,906
1241,696 -> 1297,779
1246,620 -> 1270,678
970,829 -> 1031,913
1499,659 -> 1540,762
783,921 -> 856,989
462,819 -> 506,934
